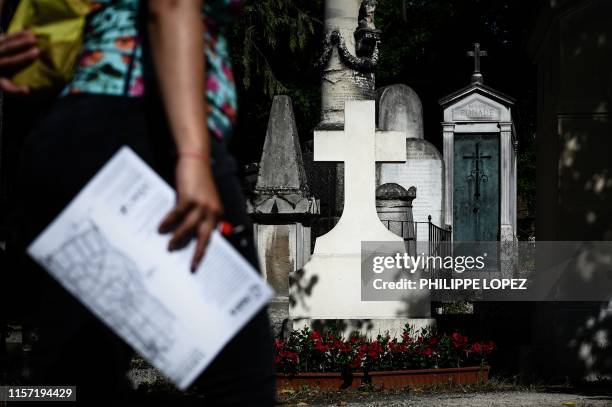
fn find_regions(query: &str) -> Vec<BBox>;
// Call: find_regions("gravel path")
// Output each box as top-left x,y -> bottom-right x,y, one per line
298,391 -> 612,407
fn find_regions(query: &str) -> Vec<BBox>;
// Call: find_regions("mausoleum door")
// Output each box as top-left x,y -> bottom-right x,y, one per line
453,134 -> 500,241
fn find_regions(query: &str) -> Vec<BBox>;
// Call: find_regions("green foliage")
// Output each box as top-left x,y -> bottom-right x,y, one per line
233,0 -> 323,96
375,0 -> 457,85
228,0 -> 324,161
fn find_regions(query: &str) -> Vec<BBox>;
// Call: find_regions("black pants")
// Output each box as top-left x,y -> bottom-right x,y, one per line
13,95 -> 276,405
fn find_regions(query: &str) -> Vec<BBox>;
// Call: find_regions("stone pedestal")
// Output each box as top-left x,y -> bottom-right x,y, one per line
249,96 -> 319,337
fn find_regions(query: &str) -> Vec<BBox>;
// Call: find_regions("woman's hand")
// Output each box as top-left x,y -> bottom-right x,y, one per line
148,0 -> 218,271
159,156 -> 223,272
0,30 -> 39,94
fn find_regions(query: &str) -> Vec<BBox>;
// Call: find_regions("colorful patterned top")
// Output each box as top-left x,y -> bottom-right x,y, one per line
62,0 -> 242,141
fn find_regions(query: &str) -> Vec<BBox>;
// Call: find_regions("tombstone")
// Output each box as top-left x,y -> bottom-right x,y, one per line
439,44 -> 517,242
248,96 -> 319,336
377,84 -> 424,137
290,101 -> 432,334
377,84 -> 445,242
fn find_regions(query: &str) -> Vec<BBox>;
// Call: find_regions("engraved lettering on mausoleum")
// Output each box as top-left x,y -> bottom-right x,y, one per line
452,99 -> 501,121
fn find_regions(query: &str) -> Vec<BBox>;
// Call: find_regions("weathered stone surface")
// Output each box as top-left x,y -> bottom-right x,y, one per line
376,183 -> 416,201
249,95 -> 319,217
268,299 -> 292,339
253,223 -> 312,296
255,95 -> 309,195
377,84 -> 424,139
376,86 -> 444,240
378,140 -> 444,241
250,96 -> 319,337
376,183 -> 417,243
320,0 -> 375,127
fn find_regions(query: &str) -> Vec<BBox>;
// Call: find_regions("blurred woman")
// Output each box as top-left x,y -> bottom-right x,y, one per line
12,0 -> 275,404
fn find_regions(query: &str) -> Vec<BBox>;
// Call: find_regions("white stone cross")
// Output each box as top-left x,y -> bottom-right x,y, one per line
313,101 -> 406,255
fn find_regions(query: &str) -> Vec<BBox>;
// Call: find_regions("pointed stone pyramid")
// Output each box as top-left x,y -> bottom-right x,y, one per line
250,96 -> 317,215
255,95 -> 309,195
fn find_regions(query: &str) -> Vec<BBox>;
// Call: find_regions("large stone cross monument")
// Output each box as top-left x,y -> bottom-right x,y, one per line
290,101 -> 429,325
313,101 -> 405,254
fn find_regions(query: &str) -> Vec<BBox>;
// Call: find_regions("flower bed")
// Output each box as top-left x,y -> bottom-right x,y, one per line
275,325 -> 494,390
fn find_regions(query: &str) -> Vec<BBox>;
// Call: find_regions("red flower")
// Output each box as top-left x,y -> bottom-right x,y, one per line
429,337 -> 439,345
276,350 -> 298,364
350,350 -> 366,368
280,351 -> 298,362
389,341 -> 407,353
421,347 -> 433,357
274,339 -> 284,350
481,341 -> 496,354
334,340 -> 352,353
367,342 -> 384,359
402,331 -> 411,342
310,331 -> 322,341
349,355 -> 362,369
451,332 -> 468,348
314,341 -> 329,353
470,342 -> 482,353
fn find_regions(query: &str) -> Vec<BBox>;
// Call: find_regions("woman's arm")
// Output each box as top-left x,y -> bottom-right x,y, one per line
147,0 -> 223,271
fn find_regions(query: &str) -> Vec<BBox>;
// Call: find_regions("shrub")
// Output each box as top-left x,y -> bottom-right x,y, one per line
274,324 -> 495,374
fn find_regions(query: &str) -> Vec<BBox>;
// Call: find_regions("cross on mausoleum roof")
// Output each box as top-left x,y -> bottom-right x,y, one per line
467,42 -> 487,84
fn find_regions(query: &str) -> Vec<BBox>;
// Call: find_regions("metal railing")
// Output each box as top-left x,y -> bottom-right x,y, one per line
379,213 -> 452,257
427,215 -> 452,259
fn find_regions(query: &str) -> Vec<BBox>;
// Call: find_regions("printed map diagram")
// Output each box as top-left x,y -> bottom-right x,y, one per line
27,147 -> 273,389
43,223 -> 176,370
